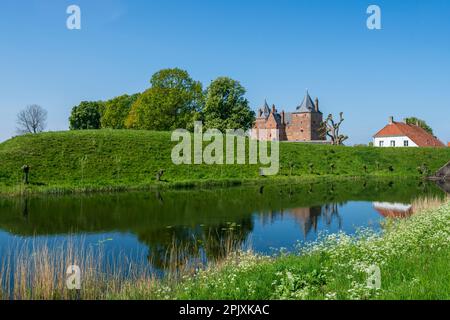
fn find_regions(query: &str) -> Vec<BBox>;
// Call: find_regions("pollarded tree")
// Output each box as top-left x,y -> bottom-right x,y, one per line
126,68 -> 203,131
319,112 -> 348,146
16,104 -> 47,134
203,77 -> 255,132
69,101 -> 105,130
101,94 -> 140,129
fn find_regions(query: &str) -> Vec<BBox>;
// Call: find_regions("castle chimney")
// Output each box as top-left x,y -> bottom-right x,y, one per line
388,116 -> 394,124
315,97 -> 319,112
281,110 -> 285,124
272,105 -> 276,114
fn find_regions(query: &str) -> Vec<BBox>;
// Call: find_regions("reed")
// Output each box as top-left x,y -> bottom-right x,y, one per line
0,229 -> 245,300
411,194 -> 449,213
0,237 -> 158,300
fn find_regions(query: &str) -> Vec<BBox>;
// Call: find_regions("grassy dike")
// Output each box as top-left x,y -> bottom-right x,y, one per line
0,130 -> 449,195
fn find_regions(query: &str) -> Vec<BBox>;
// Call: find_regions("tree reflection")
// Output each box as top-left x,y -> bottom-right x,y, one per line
139,219 -> 254,272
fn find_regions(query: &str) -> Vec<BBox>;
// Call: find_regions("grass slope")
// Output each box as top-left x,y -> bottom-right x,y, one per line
0,130 -> 449,194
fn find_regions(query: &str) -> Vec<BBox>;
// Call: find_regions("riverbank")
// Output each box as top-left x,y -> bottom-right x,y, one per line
164,198 -> 450,300
1,130 -> 449,196
1,196 -> 449,300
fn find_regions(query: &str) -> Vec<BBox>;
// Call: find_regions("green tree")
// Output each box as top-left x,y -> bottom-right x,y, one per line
126,68 -> 203,131
405,117 -> 433,135
203,77 -> 255,132
101,94 -> 140,129
69,101 -> 105,130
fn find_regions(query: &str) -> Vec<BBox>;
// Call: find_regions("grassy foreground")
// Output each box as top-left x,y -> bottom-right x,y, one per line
1,197 -> 449,300
0,130 -> 449,195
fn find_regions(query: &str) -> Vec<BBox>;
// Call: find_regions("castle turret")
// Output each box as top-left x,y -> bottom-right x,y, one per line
297,91 -> 316,113
262,100 -> 270,118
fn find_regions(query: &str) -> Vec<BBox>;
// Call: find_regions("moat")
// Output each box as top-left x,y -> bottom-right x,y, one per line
0,179 -> 446,276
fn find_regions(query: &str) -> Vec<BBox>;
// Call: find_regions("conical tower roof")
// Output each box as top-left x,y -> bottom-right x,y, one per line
296,90 -> 316,113
262,99 -> 271,117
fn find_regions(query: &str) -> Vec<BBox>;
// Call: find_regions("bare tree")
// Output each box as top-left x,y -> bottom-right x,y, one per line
319,112 -> 348,145
16,104 -> 47,134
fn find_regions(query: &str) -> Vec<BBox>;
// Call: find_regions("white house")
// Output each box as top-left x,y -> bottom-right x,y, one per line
373,117 -> 445,148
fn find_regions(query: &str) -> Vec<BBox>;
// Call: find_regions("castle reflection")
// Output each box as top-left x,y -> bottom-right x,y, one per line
257,203 -> 343,239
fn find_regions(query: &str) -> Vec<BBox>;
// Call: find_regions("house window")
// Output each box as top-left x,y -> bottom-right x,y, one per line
404,140 -> 409,147
379,141 -> 384,147
390,140 -> 396,147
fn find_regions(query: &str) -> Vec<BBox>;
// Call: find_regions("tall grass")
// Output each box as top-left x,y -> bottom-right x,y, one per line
411,194 -> 449,213
0,238 -> 157,300
0,230 -> 245,300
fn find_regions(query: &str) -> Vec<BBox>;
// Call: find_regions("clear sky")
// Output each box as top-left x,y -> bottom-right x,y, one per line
1,0 -> 449,144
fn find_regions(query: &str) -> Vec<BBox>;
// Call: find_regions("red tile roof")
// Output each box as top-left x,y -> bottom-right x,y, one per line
374,122 -> 445,147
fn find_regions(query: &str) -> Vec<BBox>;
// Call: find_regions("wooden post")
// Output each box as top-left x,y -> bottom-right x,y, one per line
21,165 -> 30,185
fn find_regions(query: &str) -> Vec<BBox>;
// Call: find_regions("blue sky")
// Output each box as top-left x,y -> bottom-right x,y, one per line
0,0 -> 449,144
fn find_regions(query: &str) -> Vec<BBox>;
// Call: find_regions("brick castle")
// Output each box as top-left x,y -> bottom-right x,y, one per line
251,91 -> 326,142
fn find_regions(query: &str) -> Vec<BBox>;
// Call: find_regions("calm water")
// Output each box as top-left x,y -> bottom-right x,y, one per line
0,179 -> 446,275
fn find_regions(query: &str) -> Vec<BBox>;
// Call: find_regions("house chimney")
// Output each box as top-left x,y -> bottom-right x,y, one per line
388,116 -> 394,124
315,97 -> 319,112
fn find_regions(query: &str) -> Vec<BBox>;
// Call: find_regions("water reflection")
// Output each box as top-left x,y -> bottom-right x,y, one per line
435,179 -> 450,194
373,202 -> 413,218
258,203 -> 343,240
0,179 -> 446,273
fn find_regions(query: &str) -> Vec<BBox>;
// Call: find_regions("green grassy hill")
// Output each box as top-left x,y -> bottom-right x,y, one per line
0,130 -> 449,195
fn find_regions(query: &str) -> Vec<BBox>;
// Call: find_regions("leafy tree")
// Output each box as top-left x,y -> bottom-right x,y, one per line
16,104 -> 47,134
405,117 -> 433,135
69,101 -> 105,130
126,68 -> 203,131
203,77 -> 255,132
101,94 -> 140,129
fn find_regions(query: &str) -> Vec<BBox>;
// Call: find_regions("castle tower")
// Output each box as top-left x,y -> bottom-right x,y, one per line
285,91 -> 324,141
